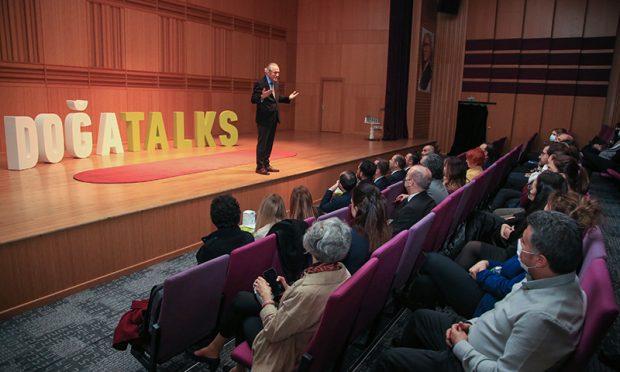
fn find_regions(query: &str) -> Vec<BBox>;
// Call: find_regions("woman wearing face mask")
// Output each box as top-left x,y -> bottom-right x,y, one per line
454,171 -> 567,269
398,190 -> 601,318
549,127 -> 568,142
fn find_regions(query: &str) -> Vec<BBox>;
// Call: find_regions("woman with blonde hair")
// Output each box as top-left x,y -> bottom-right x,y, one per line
254,193 -> 286,239
289,185 -> 318,221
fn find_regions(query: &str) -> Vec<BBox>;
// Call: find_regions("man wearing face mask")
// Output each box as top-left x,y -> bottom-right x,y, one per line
377,211 -> 586,371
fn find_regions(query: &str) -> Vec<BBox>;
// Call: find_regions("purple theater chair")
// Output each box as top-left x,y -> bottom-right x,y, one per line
424,190 -> 463,253
230,258 -> 380,372
131,254 -> 229,371
563,258 -> 618,372
579,226 -> 607,277
304,216 -> 316,226
317,205 -> 352,225
382,180 -> 404,218
393,212 -> 435,290
221,234 -> 278,312
351,231 -> 408,340
491,136 -> 507,154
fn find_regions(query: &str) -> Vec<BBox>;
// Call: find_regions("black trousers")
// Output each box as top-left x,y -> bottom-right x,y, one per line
219,291 -> 264,346
408,253 -> 484,318
374,309 -> 465,371
256,123 -> 277,169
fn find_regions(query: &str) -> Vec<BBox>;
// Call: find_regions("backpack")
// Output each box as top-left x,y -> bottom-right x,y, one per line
139,283 -> 164,341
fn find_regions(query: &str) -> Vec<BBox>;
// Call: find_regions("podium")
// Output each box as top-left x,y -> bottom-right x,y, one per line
364,116 -> 382,141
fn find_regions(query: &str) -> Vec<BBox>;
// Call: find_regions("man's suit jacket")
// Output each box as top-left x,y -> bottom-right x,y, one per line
390,169 -> 406,184
251,76 -> 290,127
374,176 -> 390,191
318,190 -> 351,214
390,191 -> 436,235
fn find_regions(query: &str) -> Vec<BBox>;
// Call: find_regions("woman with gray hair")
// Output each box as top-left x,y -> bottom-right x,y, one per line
191,218 -> 351,372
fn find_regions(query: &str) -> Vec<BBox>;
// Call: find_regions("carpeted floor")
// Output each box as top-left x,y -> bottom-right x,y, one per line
0,173 -> 618,372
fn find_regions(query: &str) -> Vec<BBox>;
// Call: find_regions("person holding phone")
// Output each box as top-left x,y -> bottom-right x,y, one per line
191,218 -> 351,371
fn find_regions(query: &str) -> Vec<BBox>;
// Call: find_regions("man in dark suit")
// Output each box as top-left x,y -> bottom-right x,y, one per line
318,170 -> 357,214
251,62 -> 299,175
357,159 -> 377,185
390,165 -> 436,235
389,154 -> 407,184
374,158 -> 391,191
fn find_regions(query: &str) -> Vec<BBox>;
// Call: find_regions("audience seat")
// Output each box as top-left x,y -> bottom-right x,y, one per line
382,181 -> 404,218
393,212 -> 435,290
317,205 -> 352,225
130,254 -> 229,371
563,258 -> 619,372
230,258 -> 380,372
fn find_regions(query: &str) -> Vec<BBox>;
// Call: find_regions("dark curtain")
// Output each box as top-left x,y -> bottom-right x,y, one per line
382,0 -> 413,140
448,103 -> 488,155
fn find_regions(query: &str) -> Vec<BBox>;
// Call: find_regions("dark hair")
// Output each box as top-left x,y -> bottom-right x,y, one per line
375,158 -> 389,176
443,156 -> 467,193
289,185 -> 317,221
421,153 -> 443,180
408,151 -> 421,166
351,182 -> 391,253
552,128 -> 568,135
547,141 -> 568,157
547,191 -> 603,235
483,143 -> 499,164
527,171 -> 568,214
550,154 -> 590,194
466,147 -> 485,167
358,160 -> 377,180
339,171 -> 357,192
211,194 -> 241,229
527,211 -> 582,274
392,154 -> 406,170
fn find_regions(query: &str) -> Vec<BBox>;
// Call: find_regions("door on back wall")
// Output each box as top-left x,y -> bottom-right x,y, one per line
320,79 -> 343,133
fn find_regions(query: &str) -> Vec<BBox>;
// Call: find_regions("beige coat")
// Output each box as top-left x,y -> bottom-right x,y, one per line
251,263 -> 350,372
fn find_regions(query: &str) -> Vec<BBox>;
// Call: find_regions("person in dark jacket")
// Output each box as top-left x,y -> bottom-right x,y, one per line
196,195 -> 254,264
318,170 -> 357,214
390,165 -> 436,236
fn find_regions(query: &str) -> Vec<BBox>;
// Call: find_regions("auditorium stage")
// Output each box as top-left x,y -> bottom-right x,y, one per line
0,130 -> 431,318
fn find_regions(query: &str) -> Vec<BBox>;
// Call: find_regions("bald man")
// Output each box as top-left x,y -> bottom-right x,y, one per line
390,165 -> 436,236
251,62 -> 300,175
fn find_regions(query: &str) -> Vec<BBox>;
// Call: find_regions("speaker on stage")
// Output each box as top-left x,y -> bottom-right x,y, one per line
437,0 -> 460,15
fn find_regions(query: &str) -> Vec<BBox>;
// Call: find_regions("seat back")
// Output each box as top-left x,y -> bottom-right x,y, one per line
221,234 -> 278,311
491,136 -> 507,154
424,191 -> 462,252
351,231 -> 408,339
300,258 -> 379,372
579,226 -> 607,276
382,181 -> 404,218
393,212 -> 435,289
518,132 -> 537,163
597,124 -> 615,143
304,216 -> 316,226
317,205 -> 352,225
156,254 -> 230,362
563,259 -> 619,371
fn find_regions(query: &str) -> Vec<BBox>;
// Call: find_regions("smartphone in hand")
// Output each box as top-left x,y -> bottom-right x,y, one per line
263,267 -> 285,297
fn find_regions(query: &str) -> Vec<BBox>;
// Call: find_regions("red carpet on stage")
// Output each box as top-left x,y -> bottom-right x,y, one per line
74,149 -> 297,183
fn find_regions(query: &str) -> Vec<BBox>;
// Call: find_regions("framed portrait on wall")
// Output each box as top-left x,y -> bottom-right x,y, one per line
418,28 -> 434,93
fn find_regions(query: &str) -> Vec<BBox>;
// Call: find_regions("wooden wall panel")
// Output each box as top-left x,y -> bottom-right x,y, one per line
40,0 -> 89,66
0,0 -> 42,63
124,8 -> 160,72
88,1 -> 124,69
185,22 -> 214,75
161,17 -> 185,73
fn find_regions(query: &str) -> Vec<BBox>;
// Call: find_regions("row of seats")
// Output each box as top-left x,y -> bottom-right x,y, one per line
130,135 -> 617,372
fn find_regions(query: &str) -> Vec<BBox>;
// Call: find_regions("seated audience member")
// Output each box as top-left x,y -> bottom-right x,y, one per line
443,156 -> 467,194
318,170 -> 357,214
582,134 -> 620,173
374,158 -> 391,191
455,171 -> 567,268
421,144 -> 436,156
289,185 -> 318,221
357,159 -> 377,185
557,132 -> 577,147
479,142 -> 498,169
548,153 -> 590,194
196,194 -> 254,264
549,127 -> 568,142
405,151 -> 421,171
398,190 -> 601,320
390,165 -> 436,235
389,154 -> 407,184
254,193 -> 286,239
465,147 -> 485,182
421,153 -> 448,204
344,182 -> 392,274
376,211 -> 586,372
192,218 -> 351,372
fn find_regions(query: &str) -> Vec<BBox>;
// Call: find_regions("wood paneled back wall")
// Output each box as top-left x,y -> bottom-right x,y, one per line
461,0 -> 620,150
293,0 -> 390,135
0,0 -> 298,154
